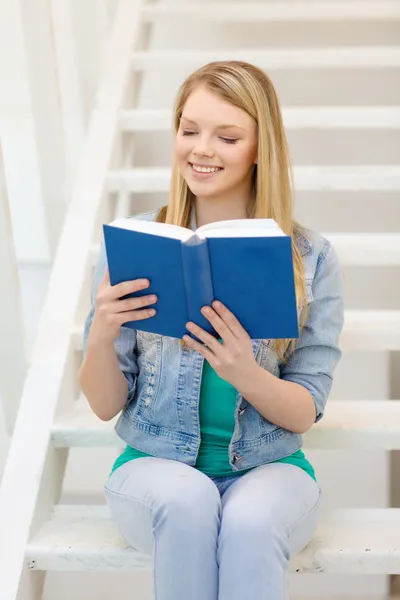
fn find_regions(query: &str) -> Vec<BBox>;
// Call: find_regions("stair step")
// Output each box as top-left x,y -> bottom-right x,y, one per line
106,166 -> 400,192
322,233 -> 400,266
90,233 -> 400,267
71,311 -> 400,352
52,400 -> 400,450
131,47 -> 400,70
119,106 -> 400,131
141,2 -> 400,22
340,310 -> 400,350
25,505 -> 400,573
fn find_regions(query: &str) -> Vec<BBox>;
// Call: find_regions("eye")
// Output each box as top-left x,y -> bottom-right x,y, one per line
220,137 -> 239,144
182,130 -> 196,136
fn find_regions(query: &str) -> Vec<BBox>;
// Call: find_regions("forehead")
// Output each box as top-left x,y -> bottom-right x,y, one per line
181,87 -> 255,130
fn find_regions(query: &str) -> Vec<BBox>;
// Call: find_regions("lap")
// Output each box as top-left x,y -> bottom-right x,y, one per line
104,458 -> 321,556
105,458 -> 320,529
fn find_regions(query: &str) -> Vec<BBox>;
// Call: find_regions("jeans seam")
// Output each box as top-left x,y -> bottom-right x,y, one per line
286,487 -> 322,538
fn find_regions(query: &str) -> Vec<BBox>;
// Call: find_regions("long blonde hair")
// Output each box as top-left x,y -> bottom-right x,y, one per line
156,61 -> 308,362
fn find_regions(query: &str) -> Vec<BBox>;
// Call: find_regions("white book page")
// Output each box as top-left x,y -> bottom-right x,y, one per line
109,217 -> 193,241
196,218 -> 285,238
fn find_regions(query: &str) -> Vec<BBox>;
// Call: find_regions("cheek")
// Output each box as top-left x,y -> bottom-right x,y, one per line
224,145 -> 255,172
175,137 -> 190,163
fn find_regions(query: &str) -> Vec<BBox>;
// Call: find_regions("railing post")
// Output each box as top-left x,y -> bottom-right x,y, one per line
0,142 -> 28,435
50,0 -> 119,191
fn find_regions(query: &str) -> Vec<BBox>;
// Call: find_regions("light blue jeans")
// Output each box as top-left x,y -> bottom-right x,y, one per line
104,457 -> 322,600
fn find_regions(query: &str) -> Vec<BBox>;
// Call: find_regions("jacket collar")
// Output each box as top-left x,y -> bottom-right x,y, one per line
294,228 -> 312,256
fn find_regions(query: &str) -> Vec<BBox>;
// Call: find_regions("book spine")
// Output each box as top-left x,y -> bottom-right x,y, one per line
181,234 -> 215,337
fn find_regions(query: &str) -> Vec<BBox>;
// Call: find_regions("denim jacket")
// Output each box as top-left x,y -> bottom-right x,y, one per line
83,207 -> 344,471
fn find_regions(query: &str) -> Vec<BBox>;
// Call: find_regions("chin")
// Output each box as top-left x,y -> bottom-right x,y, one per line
188,184 -> 223,199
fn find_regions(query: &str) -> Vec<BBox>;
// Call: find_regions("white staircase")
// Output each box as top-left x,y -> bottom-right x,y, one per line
1,1 -> 400,599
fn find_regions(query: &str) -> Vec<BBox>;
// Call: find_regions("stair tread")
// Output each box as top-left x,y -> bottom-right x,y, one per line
106,166 -> 400,192
141,2 -> 400,22
26,506 -> 400,573
51,400 -> 400,450
131,47 -> 400,70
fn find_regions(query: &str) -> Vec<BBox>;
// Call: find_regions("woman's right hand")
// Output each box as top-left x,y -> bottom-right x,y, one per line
90,268 -> 157,343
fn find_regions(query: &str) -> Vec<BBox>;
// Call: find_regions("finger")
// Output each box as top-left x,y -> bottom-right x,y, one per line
102,268 -> 110,284
183,334 -> 217,365
107,278 -> 150,300
114,294 -> 157,313
185,321 -> 221,352
211,301 -> 249,340
200,306 -> 235,343
119,307 -> 156,324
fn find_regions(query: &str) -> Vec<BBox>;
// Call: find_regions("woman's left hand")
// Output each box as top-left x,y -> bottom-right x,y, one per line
183,301 -> 258,389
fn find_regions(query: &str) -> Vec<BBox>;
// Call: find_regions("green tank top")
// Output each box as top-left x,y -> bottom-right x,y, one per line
111,358 -> 316,481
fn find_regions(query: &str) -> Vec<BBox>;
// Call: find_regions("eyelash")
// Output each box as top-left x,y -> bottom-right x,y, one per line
182,131 -> 239,145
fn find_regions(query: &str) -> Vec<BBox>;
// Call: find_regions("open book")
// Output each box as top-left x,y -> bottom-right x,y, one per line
102,216 -> 299,340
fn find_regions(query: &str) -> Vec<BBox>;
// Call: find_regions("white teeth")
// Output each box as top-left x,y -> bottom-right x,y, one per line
192,164 -> 221,173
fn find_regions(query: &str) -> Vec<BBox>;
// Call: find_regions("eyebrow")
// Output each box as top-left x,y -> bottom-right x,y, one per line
181,116 -> 246,132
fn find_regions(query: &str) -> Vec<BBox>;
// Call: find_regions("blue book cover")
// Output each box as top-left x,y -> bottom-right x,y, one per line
102,217 -> 299,340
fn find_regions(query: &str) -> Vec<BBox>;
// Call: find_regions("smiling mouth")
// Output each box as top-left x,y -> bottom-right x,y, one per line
189,162 -> 224,174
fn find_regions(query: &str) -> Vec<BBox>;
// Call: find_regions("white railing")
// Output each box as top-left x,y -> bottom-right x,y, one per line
0,1 -> 143,597
0,0 -> 119,443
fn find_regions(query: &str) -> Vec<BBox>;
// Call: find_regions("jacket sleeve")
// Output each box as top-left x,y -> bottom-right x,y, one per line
279,240 -> 344,422
82,241 -> 139,402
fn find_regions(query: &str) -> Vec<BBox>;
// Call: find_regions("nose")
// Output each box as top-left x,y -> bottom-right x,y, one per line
193,135 -> 215,158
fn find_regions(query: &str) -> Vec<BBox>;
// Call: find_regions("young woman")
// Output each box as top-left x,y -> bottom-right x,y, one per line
79,61 -> 344,600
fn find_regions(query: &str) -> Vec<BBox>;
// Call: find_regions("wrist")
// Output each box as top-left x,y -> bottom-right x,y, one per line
88,319 -> 116,349
233,362 -> 262,396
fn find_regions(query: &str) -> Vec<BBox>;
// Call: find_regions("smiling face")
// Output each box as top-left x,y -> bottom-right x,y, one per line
175,86 -> 258,209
